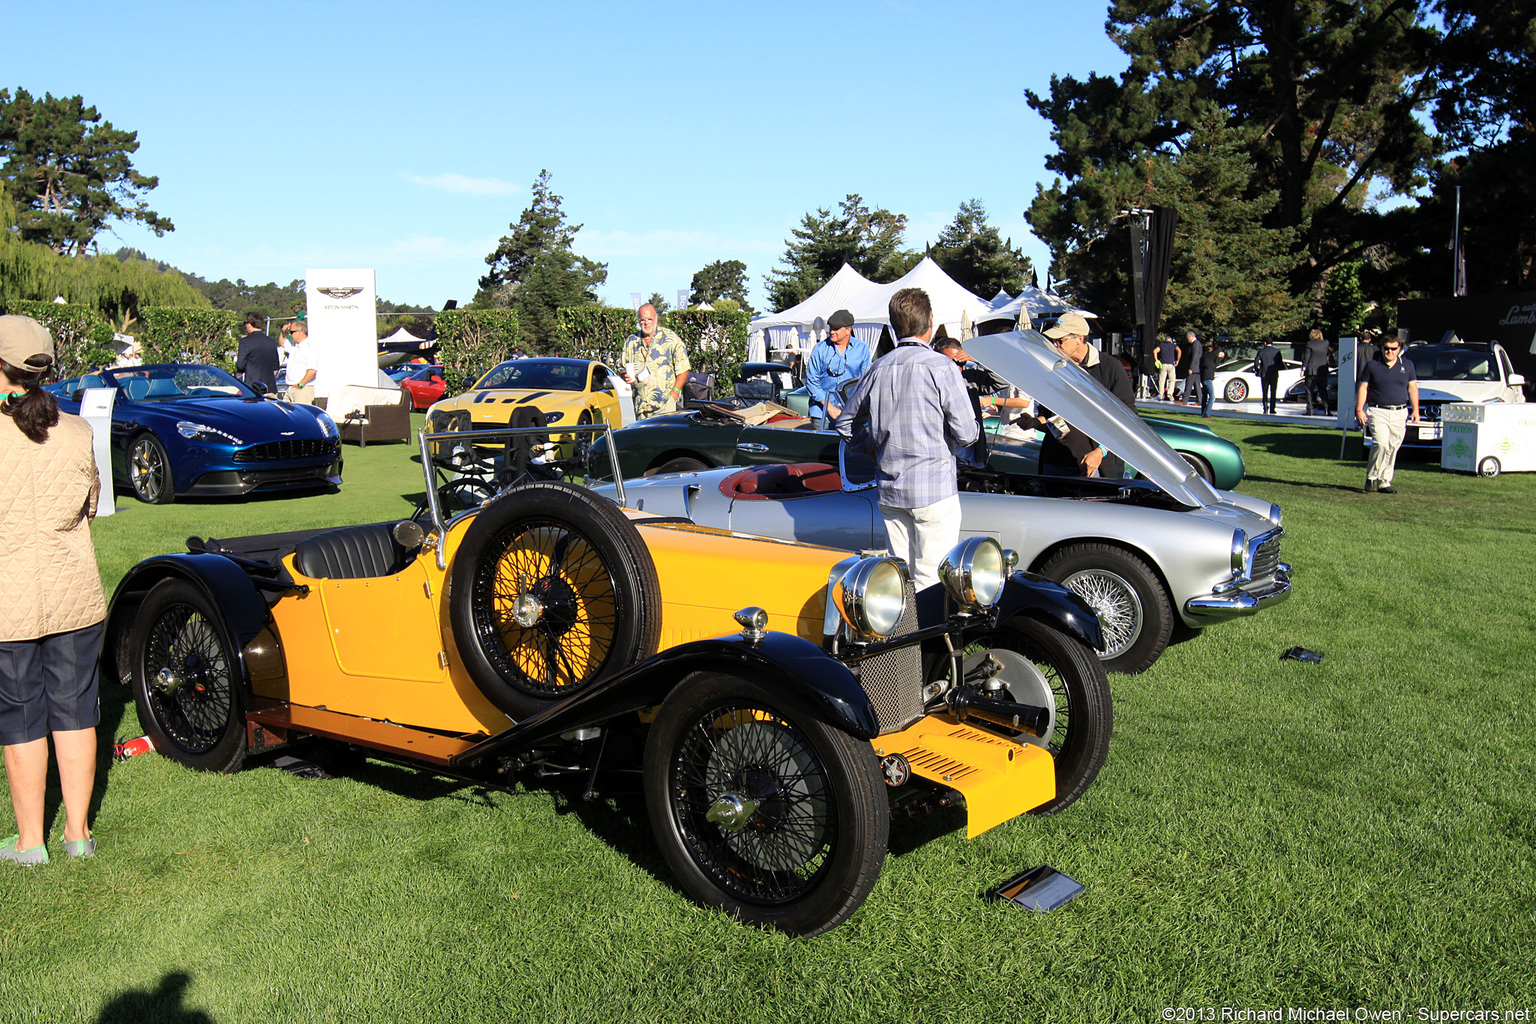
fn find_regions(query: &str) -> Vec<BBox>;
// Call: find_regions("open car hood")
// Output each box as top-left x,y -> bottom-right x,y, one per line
966,330 -> 1221,507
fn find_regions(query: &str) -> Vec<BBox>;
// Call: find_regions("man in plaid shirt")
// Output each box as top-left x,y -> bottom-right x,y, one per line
835,288 -> 977,590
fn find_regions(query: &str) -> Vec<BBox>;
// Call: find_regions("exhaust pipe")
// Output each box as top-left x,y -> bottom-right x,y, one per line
946,686 -> 1050,737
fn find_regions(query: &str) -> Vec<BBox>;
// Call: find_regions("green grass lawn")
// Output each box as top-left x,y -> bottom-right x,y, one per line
3,412 -> 1534,1023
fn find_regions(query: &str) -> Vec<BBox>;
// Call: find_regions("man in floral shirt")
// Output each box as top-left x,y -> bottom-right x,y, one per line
620,304 -> 691,418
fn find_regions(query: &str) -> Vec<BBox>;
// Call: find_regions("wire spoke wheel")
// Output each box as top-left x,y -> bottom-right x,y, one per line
674,706 -> 835,899
129,579 -> 246,772
644,672 -> 887,936
1062,568 -> 1143,660
449,481 -> 661,718
475,520 -> 618,695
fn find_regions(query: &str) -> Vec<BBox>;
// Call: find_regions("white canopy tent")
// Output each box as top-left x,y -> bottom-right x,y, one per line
979,284 -> 1095,330
748,257 -> 995,361
989,288 -> 1013,307
379,326 -> 425,344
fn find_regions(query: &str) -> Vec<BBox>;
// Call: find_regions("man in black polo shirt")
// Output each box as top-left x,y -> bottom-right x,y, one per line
1355,337 -> 1420,493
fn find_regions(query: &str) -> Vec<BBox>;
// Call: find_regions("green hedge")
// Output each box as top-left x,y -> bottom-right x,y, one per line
553,306 -> 751,391
552,306 -> 637,361
138,307 -> 242,370
663,309 -> 750,391
2,299 -> 114,380
434,308 -> 519,394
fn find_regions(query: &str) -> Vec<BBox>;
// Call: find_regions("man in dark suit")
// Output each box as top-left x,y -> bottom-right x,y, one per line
1253,338 -> 1283,415
235,314 -> 279,393
1303,327 -> 1333,414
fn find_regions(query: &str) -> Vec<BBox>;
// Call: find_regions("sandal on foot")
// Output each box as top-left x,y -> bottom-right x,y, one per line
1,834 -> 49,866
64,836 -> 96,859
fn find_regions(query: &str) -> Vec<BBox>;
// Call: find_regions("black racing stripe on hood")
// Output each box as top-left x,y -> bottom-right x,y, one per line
518,392 -> 551,403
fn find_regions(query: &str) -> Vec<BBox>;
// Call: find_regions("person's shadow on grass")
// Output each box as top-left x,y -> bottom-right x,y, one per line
96,971 -> 215,1024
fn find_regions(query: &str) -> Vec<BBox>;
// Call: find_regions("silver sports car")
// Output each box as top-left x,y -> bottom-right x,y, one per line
600,330 -> 1291,674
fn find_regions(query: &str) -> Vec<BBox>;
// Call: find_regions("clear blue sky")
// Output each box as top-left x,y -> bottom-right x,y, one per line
8,1 -> 1127,312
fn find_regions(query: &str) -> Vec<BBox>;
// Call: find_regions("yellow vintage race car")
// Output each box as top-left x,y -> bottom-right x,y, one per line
424,357 -> 626,434
104,426 -> 1112,936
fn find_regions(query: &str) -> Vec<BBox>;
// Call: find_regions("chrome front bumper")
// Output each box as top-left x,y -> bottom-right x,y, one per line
1184,564 -> 1292,622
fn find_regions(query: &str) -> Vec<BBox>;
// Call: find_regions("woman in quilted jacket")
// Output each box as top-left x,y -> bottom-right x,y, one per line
0,315 -> 107,866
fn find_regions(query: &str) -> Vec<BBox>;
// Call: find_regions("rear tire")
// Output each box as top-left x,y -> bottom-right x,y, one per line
129,579 -> 247,772
643,671 -> 888,936
1224,378 -> 1248,402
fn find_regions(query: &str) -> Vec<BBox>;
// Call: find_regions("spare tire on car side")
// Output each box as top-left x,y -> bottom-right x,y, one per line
448,481 -> 663,719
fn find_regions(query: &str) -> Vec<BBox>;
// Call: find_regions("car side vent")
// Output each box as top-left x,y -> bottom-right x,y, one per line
855,579 -> 924,734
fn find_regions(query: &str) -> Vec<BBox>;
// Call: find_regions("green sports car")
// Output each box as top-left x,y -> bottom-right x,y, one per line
595,392 -> 1245,490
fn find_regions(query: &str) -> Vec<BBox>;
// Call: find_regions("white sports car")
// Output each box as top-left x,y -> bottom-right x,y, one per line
1211,355 -> 1306,403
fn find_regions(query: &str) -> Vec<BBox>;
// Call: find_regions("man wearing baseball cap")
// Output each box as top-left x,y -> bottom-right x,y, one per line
1036,312 -> 1136,478
804,309 -> 870,424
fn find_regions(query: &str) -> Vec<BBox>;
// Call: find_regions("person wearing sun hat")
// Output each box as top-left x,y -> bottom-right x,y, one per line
1034,311 -> 1136,479
0,315 -> 107,866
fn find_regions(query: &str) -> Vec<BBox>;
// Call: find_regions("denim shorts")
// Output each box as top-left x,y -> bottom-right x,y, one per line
0,621 -> 104,745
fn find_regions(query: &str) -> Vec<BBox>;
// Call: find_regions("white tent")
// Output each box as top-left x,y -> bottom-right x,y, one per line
380,326 -> 424,344
990,288 -> 1013,307
979,285 -> 1095,330
747,258 -> 995,360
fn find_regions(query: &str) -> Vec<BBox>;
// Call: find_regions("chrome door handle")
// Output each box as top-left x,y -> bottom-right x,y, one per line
736,443 -> 768,453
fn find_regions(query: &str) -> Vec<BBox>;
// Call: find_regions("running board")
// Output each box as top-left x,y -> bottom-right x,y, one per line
245,703 -> 478,767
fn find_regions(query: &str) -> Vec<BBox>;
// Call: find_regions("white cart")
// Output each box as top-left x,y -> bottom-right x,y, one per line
1440,403 -> 1536,477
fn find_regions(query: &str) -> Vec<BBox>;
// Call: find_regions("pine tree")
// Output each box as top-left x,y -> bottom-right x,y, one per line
477,170 -> 606,341
762,195 -> 917,311
931,200 -> 1034,298
0,87 -> 173,256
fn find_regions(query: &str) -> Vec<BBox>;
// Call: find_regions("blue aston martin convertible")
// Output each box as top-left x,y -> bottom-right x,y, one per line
55,364 -> 343,503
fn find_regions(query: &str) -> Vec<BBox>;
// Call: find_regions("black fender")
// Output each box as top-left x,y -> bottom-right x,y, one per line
452,631 -> 878,766
996,571 -> 1104,652
914,572 -> 1104,653
103,553 -> 273,684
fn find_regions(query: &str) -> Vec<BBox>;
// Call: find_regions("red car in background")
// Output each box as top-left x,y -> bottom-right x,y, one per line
399,364 -> 446,410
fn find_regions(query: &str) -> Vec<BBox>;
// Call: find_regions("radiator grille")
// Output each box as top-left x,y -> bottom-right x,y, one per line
1251,533 -> 1283,580
234,439 -> 339,463
854,580 -> 924,734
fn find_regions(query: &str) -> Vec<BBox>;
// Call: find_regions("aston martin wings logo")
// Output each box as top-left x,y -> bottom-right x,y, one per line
317,286 -> 363,299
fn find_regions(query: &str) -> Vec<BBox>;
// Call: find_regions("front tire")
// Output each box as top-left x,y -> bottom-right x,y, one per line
968,617 -> 1113,814
129,432 -> 174,504
1224,378 -> 1248,402
1040,543 -> 1172,674
129,579 -> 247,772
1478,456 -> 1501,478
448,481 -> 662,718
643,672 -> 888,936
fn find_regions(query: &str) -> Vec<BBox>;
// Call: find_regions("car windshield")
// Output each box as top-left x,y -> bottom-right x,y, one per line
476,360 -> 588,391
102,365 -> 255,401
408,365 -> 442,381
1403,347 -> 1496,382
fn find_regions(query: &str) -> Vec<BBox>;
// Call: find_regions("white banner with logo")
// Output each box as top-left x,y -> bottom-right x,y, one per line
306,269 -> 379,398
80,387 -> 116,516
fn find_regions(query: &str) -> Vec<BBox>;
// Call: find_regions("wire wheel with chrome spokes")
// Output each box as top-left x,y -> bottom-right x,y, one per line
449,481 -> 661,718
1041,543 -> 1172,674
644,672 -> 887,936
129,433 -> 174,504
129,579 -> 247,772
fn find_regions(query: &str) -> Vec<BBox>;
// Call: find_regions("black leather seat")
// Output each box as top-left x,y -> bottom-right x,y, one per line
293,522 -> 418,579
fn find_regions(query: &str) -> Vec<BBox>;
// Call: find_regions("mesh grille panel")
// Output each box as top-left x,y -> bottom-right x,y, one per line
234,439 -> 339,463
855,580 -> 924,734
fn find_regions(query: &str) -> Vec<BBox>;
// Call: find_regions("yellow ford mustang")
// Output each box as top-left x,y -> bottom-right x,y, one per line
104,425 -> 1111,936
425,357 -> 626,433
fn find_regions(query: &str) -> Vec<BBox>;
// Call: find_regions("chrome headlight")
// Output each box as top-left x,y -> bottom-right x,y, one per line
316,411 -> 338,439
176,420 -> 243,444
1231,529 -> 1248,575
825,555 -> 908,640
939,536 -> 1007,611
